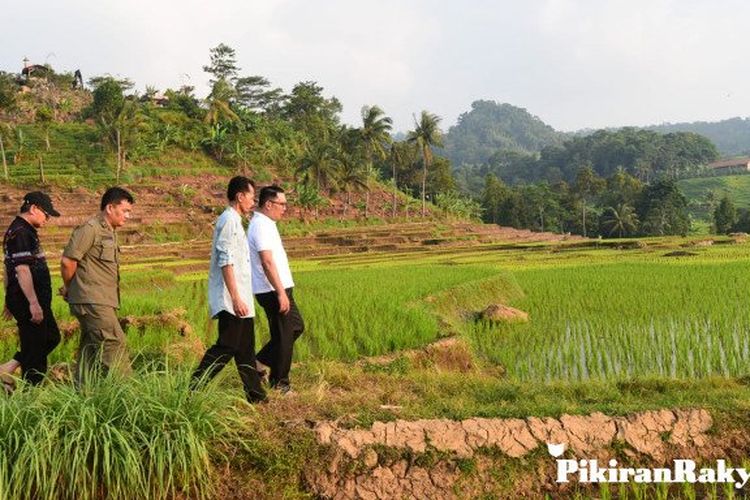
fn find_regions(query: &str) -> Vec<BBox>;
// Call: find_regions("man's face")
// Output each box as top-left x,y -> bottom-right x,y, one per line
28,205 -> 49,228
105,200 -> 133,228
264,193 -> 288,221
236,186 -> 256,216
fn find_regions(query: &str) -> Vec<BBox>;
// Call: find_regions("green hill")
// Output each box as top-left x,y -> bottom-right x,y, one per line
678,173 -> 750,220
1,123 -> 230,189
442,100 -> 564,166
648,117 -> 750,156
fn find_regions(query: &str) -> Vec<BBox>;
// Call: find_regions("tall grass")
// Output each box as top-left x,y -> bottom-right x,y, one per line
0,369 -> 247,499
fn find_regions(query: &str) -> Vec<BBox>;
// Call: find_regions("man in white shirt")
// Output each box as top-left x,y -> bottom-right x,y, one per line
192,176 -> 266,403
247,185 -> 304,393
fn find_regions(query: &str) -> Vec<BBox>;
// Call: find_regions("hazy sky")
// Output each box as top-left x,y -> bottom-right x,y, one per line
2,0 -> 749,133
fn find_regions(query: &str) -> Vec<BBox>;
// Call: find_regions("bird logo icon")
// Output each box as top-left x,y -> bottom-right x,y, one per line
547,443 -> 565,457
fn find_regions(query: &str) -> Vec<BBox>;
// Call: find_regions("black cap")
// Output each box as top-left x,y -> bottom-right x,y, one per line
22,191 -> 60,217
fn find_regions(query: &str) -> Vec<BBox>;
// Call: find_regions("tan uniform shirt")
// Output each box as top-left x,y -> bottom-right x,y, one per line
63,214 -> 121,308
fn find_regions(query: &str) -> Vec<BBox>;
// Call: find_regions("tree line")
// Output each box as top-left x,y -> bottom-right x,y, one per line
0,45 -> 464,217
456,127 -> 719,193
481,166 -> 693,237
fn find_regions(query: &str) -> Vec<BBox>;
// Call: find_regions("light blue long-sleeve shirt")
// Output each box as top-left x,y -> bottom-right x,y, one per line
208,207 -> 255,318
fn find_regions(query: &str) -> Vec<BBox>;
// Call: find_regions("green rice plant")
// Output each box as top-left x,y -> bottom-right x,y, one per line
467,260 -> 750,382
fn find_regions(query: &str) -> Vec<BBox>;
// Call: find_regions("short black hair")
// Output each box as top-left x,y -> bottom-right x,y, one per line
259,185 -> 285,208
100,187 -> 135,211
227,176 -> 256,202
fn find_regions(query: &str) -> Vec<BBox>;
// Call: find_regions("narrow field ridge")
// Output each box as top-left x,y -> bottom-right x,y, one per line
312,409 -> 715,499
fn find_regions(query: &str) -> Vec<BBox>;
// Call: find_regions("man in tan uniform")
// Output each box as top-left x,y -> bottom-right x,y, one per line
60,187 -> 134,383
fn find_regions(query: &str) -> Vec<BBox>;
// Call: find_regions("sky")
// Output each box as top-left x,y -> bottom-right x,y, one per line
2,0 -> 749,133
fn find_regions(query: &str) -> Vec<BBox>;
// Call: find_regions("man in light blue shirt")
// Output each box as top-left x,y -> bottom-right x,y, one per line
192,176 -> 265,403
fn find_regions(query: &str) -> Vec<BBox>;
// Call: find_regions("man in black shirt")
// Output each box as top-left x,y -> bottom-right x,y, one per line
2,192 -> 62,385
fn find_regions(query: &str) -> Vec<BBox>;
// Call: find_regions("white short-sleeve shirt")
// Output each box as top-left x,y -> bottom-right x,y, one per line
247,211 -> 294,294
208,207 -> 255,318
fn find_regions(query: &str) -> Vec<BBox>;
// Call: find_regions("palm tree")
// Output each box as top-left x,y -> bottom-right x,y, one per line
338,154 -> 368,215
204,79 -> 240,126
387,142 -> 404,218
296,141 -> 340,218
97,100 -> 141,182
359,106 -> 392,217
602,203 -> 639,238
407,111 -> 443,216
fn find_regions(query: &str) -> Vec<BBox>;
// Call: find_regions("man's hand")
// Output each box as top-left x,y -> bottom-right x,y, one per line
232,298 -> 250,317
2,305 -> 12,321
277,290 -> 290,315
29,301 -> 43,324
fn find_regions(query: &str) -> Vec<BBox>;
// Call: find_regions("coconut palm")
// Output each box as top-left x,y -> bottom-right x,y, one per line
296,141 -> 341,217
337,127 -> 368,215
338,154 -> 368,215
407,111 -> 443,216
359,105 -> 392,217
387,141 -> 418,218
602,203 -> 639,238
204,79 -> 239,126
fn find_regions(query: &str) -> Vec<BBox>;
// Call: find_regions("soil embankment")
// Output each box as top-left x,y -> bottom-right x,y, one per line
309,409 -> 744,498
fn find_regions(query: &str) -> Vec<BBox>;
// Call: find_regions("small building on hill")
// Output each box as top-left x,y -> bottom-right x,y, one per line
708,157 -> 750,174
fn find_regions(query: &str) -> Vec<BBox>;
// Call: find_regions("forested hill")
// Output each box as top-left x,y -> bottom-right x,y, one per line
646,117 -> 750,156
441,100 -> 564,166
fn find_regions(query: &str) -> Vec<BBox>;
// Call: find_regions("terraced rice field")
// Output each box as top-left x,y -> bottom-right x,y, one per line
4,231 -> 747,386
0,226 -> 749,499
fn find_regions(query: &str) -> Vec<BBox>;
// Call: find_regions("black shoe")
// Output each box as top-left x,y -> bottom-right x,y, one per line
246,390 -> 267,404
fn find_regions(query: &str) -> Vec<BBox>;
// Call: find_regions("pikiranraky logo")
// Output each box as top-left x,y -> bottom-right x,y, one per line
547,443 -> 750,489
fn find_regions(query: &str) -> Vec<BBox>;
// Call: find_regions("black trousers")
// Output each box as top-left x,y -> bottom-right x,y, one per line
192,310 -> 266,402
256,287 -> 305,387
6,297 -> 61,385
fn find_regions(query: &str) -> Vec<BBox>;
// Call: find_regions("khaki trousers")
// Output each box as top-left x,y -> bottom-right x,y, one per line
70,303 -> 131,383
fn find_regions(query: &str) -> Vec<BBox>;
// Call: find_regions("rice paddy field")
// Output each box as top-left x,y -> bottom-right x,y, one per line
3,234 -> 750,391
1,231 -> 750,498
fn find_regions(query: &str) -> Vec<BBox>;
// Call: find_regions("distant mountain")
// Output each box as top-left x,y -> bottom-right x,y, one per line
645,117 -> 750,157
442,100 -> 564,167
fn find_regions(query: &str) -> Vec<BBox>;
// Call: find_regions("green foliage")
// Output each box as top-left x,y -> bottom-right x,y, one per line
678,174 -> 750,222
434,191 -> 483,220
0,369 -> 246,499
456,127 -> 719,190
636,180 -> 690,236
478,168 -> 690,237
469,258 -> 750,382
481,174 -> 509,224
408,110 -> 445,215
0,71 -> 18,111
282,81 -> 342,135
600,203 -> 639,238
91,78 -> 125,123
443,100 -> 563,166
164,88 -> 204,120
234,75 -> 284,113
294,182 -> 329,213
87,75 -> 134,92
713,195 -> 737,234
202,43 -> 240,85
650,117 -> 750,156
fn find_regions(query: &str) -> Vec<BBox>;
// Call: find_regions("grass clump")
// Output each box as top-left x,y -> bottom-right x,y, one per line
0,368 -> 247,500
